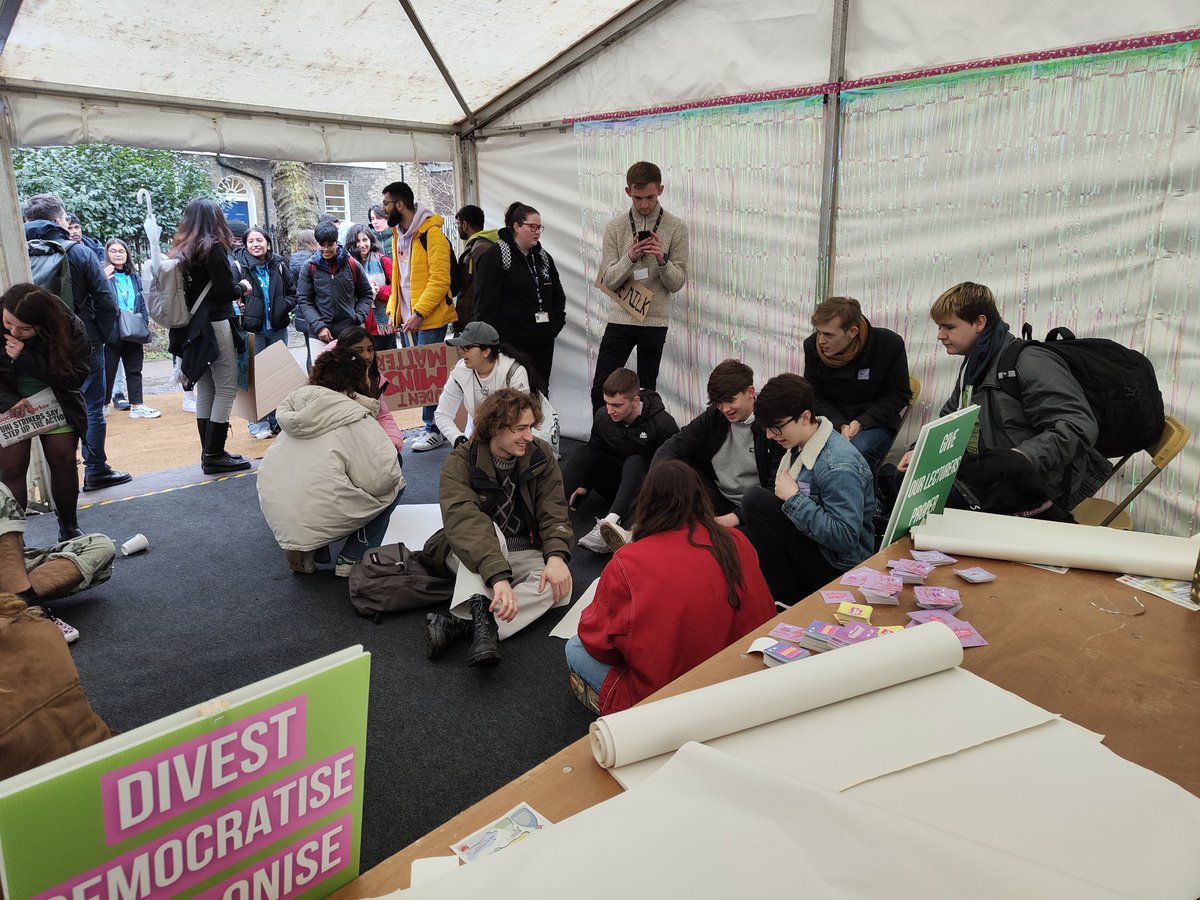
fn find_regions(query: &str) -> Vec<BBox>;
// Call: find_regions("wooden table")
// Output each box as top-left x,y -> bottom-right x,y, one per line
334,538 -> 1200,896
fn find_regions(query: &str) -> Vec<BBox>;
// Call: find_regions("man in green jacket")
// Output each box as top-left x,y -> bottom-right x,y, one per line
425,388 -> 573,666
453,204 -> 498,334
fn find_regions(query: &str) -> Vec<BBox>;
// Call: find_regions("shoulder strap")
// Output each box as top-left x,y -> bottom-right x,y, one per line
190,282 -> 212,315
995,340 -> 1028,401
504,359 -> 520,387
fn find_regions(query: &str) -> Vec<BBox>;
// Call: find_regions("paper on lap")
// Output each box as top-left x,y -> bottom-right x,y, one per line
548,578 -> 599,639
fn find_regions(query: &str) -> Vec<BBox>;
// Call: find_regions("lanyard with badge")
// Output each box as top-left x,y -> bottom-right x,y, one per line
629,208 -> 664,282
526,249 -> 550,324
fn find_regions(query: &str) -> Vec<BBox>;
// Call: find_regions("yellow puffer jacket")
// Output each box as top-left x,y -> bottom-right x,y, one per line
388,214 -> 457,331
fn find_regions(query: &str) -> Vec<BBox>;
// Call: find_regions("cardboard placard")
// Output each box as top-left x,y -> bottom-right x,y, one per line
231,335 -> 311,422
376,342 -> 451,411
594,269 -> 653,322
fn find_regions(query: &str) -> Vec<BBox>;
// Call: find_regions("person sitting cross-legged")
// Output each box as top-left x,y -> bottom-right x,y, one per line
741,374 -> 875,608
423,388 -> 573,667
565,367 -> 678,554
566,460 -> 775,714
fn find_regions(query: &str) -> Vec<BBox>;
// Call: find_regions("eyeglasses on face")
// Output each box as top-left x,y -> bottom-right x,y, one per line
519,223 -> 545,234
765,417 -> 795,437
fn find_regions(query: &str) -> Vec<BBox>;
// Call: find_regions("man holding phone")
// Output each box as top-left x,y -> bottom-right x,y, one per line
592,162 -> 689,412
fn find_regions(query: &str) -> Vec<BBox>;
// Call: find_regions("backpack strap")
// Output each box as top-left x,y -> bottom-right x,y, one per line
994,339 -> 1027,402
1045,327 -> 1076,342
504,360 -> 520,387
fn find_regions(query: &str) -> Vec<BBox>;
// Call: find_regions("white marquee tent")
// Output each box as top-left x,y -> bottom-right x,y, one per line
0,0 -> 1197,533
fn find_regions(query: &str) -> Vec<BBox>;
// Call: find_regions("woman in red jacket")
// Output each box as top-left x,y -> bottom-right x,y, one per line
568,460 -> 776,714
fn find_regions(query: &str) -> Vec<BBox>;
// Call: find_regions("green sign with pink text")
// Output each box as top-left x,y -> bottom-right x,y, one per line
0,647 -> 369,900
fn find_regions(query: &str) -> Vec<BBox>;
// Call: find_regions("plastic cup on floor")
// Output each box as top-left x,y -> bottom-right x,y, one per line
121,533 -> 149,556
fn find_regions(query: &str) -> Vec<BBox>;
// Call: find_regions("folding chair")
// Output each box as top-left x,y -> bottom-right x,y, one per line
897,375 -> 921,430
1072,415 -> 1190,529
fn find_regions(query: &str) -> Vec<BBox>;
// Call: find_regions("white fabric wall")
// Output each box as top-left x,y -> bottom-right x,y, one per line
832,46 -> 1200,535
844,0 -> 1198,80
476,129 -> 594,437
492,0 -> 834,128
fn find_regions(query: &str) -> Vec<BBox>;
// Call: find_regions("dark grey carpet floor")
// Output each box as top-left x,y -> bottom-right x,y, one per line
31,437 -> 611,872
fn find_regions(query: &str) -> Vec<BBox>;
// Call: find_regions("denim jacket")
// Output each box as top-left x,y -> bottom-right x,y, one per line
778,418 -> 875,570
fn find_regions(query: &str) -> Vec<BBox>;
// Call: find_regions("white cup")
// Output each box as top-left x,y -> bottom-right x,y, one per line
121,533 -> 148,556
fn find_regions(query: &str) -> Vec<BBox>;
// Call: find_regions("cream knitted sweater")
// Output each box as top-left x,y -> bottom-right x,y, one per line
599,203 -> 689,328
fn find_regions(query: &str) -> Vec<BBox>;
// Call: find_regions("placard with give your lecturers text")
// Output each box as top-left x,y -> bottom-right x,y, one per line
881,404 -> 980,547
0,647 -> 369,900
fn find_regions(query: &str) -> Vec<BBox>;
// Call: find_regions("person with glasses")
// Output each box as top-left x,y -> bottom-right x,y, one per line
422,388 -> 573,668
741,374 -> 875,607
591,161 -> 689,413
473,201 -> 567,387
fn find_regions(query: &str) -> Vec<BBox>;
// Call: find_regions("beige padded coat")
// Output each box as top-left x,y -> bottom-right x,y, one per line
257,385 -> 403,551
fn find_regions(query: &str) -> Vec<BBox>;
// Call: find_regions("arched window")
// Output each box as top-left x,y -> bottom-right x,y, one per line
216,176 -> 257,226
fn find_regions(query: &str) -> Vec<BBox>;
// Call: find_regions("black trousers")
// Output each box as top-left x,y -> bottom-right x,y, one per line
740,485 -> 843,607
104,341 -> 145,405
562,446 -> 648,521
590,323 -> 669,411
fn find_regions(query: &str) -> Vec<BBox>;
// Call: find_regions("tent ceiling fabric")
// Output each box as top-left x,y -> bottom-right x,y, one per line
0,0 -> 638,158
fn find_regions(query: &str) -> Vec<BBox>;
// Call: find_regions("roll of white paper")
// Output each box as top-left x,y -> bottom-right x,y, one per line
911,509 -> 1200,581
589,621 -> 963,769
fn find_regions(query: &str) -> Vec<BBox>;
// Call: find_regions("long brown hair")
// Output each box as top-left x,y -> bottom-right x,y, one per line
1,284 -> 77,376
630,460 -> 745,610
169,198 -> 233,265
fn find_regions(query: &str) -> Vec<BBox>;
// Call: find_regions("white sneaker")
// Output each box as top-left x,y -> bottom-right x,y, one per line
411,430 -> 447,452
248,423 -> 272,439
182,392 -> 197,413
129,406 -> 161,419
47,612 -> 80,644
600,519 -> 633,553
577,519 -> 611,554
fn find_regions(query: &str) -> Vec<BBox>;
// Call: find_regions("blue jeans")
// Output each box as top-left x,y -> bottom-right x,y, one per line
252,328 -> 289,430
415,325 -> 447,431
564,635 -> 613,693
850,427 -> 897,473
80,343 -> 108,475
338,487 -> 403,562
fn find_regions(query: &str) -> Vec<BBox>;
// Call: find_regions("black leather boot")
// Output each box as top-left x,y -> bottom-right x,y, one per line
57,517 -> 83,542
202,421 -> 252,474
426,613 -> 472,660
196,417 -> 209,455
467,594 -> 500,667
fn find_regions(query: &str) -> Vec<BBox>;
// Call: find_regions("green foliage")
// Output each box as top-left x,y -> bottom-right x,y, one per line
12,144 -> 215,246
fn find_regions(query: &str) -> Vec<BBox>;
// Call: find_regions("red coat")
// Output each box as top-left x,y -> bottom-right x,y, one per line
578,524 -> 775,715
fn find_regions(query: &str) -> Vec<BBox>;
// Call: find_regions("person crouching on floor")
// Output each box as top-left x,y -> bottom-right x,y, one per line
257,347 -> 404,577
423,388 -> 573,667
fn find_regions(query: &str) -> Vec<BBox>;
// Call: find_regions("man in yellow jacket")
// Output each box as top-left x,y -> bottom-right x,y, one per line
381,180 -> 457,451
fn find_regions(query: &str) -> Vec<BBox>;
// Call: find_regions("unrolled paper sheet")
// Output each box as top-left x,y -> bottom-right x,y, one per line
589,621 -> 963,769
911,508 -> 1200,580
400,743 -> 1127,899
548,578 -> 599,640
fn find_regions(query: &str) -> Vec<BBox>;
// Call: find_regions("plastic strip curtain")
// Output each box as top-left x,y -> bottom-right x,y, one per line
834,43 -> 1200,535
574,98 -> 824,418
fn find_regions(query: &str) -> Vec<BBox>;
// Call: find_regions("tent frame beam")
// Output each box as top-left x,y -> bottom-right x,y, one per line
0,79 -> 459,136
398,0 -> 477,129
815,0 -> 849,304
464,0 -> 686,136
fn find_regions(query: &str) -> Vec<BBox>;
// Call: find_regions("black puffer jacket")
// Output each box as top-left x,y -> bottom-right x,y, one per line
234,249 -> 297,333
585,389 -> 678,461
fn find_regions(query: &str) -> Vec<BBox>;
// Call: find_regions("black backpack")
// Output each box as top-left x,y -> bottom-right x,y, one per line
347,542 -> 454,624
418,230 -> 461,302
27,238 -> 75,310
995,324 -> 1164,459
